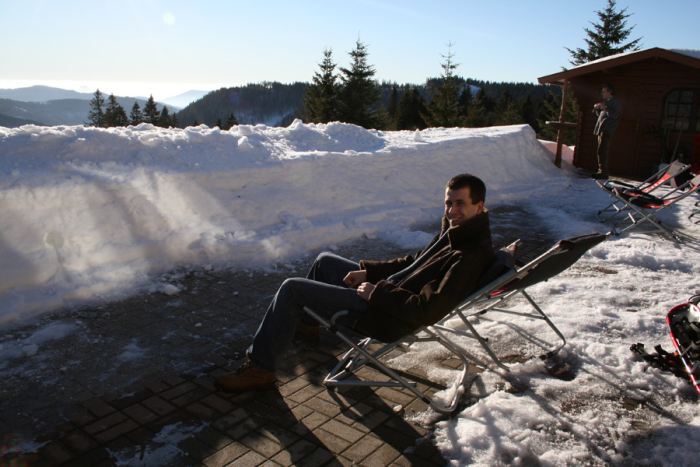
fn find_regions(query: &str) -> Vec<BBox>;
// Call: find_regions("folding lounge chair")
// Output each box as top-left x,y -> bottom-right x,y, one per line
304,233 -> 607,414
596,160 -> 691,219
607,174 -> 700,241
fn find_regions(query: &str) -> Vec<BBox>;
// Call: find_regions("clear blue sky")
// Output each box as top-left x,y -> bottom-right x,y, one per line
1,0 -> 698,99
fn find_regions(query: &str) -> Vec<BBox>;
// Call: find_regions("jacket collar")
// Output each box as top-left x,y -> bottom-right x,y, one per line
441,212 -> 491,249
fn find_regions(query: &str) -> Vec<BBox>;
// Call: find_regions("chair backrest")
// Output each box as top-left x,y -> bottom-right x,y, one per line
630,174 -> 700,209
475,241 -> 518,289
501,233 -> 607,292
649,160 -> 691,191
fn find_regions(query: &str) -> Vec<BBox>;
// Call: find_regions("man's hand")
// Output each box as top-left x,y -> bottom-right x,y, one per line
343,270 -> 367,288
356,282 -> 375,301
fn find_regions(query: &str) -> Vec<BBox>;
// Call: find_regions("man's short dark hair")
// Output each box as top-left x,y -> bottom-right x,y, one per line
603,83 -> 615,95
446,173 -> 486,203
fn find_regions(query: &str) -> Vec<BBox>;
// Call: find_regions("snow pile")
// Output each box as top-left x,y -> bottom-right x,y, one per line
0,122 -> 566,323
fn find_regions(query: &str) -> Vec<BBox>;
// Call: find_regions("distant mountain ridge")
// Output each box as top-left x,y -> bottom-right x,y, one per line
176,83 -> 308,127
0,96 -> 176,126
0,85 -> 93,102
161,90 -> 209,109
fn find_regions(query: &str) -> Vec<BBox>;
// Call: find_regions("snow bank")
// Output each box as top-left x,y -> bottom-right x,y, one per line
0,121 -> 567,323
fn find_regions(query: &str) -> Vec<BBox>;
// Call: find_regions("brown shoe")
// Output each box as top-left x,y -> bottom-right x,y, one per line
215,358 -> 276,392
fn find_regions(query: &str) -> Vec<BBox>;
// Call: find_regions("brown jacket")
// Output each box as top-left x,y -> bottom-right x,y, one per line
356,212 -> 494,342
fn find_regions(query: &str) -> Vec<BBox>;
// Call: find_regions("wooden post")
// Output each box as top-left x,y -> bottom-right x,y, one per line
554,80 -> 570,168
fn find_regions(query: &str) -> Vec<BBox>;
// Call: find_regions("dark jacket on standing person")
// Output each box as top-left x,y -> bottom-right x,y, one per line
593,97 -> 621,135
356,212 -> 494,342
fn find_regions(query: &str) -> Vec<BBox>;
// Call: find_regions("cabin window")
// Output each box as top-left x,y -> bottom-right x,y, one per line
663,89 -> 699,132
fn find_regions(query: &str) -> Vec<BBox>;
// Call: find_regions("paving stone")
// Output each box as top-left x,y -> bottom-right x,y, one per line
194,376 -> 218,392
62,430 -> 98,453
201,393 -> 235,414
375,387 -> 417,406
341,433 -> 383,463
123,403 -> 158,425
178,435 -> 216,461
277,376 -> 312,397
319,419 -> 364,443
225,417 -> 260,440
212,408 -> 250,432
371,424 -> 416,452
295,446 -> 334,466
288,384 -> 324,404
309,427 -> 351,452
202,440 -> 248,467
162,375 -> 186,387
93,419 -> 139,443
171,386 -> 211,407
300,411 -> 329,431
239,430 -> 283,458
352,409 -> 390,431
228,449 -> 267,466
185,401 -> 217,420
191,429 -> 228,455
302,396 -> 342,418
271,438 -> 317,466
82,398 -> 116,418
290,404 -> 313,420
361,443 -> 401,466
142,395 -> 176,417
125,426 -> 155,445
109,390 -> 153,410
384,415 -> 427,437
141,376 -> 170,393
84,411 -> 127,435
67,405 -> 97,426
257,423 -> 300,447
161,381 -> 199,401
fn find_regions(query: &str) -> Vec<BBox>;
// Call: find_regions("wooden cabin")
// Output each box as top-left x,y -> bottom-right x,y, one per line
538,48 -> 700,178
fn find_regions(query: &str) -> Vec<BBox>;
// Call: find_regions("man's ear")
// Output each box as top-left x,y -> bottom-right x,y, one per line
476,201 -> 485,213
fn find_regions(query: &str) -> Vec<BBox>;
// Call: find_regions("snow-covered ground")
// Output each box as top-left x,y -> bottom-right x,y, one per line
1,121 -> 699,464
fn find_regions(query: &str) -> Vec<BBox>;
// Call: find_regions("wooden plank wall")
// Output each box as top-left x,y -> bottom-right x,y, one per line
570,59 -> 700,178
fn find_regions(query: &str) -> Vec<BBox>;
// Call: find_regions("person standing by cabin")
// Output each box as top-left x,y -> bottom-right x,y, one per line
592,83 -> 621,179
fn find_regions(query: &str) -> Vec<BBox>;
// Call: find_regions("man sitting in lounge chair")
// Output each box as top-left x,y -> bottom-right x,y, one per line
215,173 -> 495,392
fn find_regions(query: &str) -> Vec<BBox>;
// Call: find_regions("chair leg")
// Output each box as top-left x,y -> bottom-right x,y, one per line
521,290 -> 566,357
304,307 -> 469,414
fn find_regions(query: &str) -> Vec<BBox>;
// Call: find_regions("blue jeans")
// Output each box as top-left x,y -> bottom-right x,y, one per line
247,252 -> 369,370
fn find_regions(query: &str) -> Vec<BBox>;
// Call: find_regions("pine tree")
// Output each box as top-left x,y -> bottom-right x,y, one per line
158,106 -> 172,127
386,84 -> 399,129
465,89 -> 492,127
143,95 -> 159,124
303,49 -> 339,123
537,90 -> 579,145
87,89 -> 105,127
224,113 -> 238,129
566,0 -> 642,65
215,118 -> 223,129
424,45 -> 462,127
521,95 -> 538,131
104,94 -> 128,127
458,86 -> 472,120
396,87 -> 428,130
130,102 -> 143,125
337,40 -> 381,128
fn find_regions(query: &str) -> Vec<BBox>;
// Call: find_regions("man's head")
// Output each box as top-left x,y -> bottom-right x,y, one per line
601,83 -> 615,99
444,173 -> 486,227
